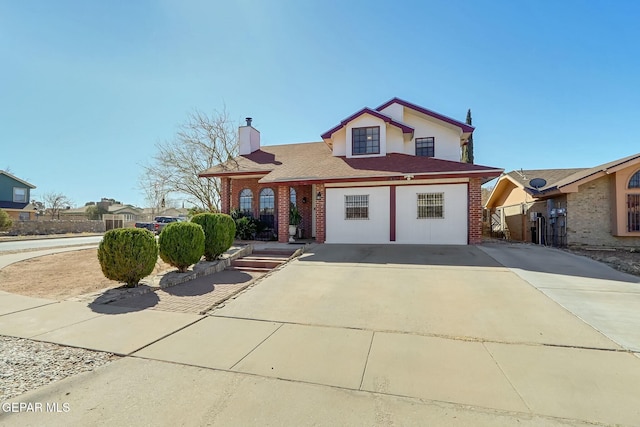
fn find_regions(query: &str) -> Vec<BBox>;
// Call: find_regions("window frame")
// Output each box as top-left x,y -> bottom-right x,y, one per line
629,170 -> 640,189
344,194 -> 369,220
417,192 -> 444,219
290,187 -> 297,206
239,189 -> 253,216
13,187 -> 27,203
415,137 -> 435,157
352,126 -> 380,156
259,188 -> 275,216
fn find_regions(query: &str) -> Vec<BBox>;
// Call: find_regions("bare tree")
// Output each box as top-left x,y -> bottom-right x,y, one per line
43,192 -> 73,219
141,108 -> 238,212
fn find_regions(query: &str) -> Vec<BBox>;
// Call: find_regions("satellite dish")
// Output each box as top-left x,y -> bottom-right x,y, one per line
529,178 -> 547,189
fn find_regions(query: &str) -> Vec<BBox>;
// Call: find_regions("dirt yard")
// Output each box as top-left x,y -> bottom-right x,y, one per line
0,249 -> 173,300
564,247 -> 640,277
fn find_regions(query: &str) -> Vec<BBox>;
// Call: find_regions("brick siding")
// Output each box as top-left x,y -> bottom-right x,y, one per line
468,178 -> 483,244
315,184 -> 326,243
567,175 -> 640,247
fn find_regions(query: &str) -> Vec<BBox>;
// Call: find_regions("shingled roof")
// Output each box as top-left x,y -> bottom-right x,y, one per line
200,142 -> 503,184
505,168 -> 588,193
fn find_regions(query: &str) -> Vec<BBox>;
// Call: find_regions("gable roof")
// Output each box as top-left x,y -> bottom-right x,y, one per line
376,98 -> 475,134
505,168 -> 588,193
320,108 -> 414,140
0,170 -> 36,189
485,152 -> 640,207
543,153 -> 640,193
200,141 -> 502,184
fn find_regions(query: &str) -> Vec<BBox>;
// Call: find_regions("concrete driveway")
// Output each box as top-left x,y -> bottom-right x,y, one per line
3,243 -> 640,426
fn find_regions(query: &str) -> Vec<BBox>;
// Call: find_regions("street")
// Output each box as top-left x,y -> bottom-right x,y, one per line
0,236 -> 103,253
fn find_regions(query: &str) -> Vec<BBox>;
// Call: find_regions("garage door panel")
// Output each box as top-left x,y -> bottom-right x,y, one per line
396,184 -> 467,244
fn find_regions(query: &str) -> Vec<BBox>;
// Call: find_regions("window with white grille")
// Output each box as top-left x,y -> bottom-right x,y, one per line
345,195 -> 369,220
417,193 -> 444,219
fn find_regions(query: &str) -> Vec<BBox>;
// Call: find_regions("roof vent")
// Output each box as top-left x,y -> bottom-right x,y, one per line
245,117 -> 253,127
529,178 -> 547,189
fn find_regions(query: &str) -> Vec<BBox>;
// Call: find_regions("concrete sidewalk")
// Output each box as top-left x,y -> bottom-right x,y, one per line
1,244 -> 640,426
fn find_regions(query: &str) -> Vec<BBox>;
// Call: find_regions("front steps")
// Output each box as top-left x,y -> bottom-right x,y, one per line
229,249 -> 297,273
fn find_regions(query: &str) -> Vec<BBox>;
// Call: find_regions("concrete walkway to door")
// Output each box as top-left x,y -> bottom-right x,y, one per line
2,243 -> 640,426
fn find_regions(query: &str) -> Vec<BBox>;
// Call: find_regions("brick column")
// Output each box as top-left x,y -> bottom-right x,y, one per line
468,178 -> 483,244
315,183 -> 326,243
220,177 -> 231,214
277,185 -> 290,243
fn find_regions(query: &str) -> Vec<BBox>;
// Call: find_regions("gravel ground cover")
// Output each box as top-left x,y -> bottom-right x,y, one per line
0,336 -> 118,401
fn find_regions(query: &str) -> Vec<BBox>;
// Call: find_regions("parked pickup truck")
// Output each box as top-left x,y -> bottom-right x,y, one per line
134,216 -> 184,234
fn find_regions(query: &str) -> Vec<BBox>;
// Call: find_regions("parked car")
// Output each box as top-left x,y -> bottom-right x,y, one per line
134,221 -> 155,232
152,216 -> 184,234
134,216 -> 184,234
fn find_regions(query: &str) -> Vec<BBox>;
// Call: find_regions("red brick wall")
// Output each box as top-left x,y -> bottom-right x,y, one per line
277,185 -> 289,242
315,183 -> 326,243
290,185 -> 313,239
468,178 -> 483,244
220,177 -> 231,214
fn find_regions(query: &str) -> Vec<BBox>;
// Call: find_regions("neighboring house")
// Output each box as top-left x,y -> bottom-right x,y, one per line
0,170 -> 36,221
61,202 -> 143,222
200,98 -> 503,245
485,153 -> 640,247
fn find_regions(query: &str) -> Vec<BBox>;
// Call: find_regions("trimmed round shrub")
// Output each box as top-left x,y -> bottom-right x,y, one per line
158,221 -> 205,273
191,213 -> 236,261
97,228 -> 158,287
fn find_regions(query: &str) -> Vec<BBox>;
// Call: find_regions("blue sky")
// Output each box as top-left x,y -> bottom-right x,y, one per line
2,0 -> 639,207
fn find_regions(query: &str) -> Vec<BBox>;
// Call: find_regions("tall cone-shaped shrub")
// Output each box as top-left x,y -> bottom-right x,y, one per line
191,213 -> 236,261
98,228 -> 158,287
158,221 -> 205,273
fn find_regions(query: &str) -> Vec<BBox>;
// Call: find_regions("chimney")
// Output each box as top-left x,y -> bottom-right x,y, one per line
239,117 -> 260,155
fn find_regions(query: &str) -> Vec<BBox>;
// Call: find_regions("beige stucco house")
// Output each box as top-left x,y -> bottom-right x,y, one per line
485,153 -> 640,247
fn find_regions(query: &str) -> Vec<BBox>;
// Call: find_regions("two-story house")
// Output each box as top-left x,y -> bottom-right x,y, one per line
200,98 -> 503,245
0,170 -> 36,221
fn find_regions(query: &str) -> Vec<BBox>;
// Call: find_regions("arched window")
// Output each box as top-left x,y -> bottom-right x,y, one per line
628,170 -> 640,232
239,189 -> 252,215
259,188 -> 275,228
629,170 -> 640,188
290,187 -> 297,206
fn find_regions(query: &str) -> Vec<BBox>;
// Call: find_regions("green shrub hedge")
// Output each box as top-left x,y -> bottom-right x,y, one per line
158,221 -> 205,272
191,213 -> 236,261
97,228 -> 158,287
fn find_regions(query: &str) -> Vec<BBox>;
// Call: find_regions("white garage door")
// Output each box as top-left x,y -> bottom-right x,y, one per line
396,184 -> 468,244
325,187 -> 389,244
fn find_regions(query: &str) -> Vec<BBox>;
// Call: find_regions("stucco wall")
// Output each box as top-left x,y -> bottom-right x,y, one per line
403,111 -> 461,161
329,108 -> 462,161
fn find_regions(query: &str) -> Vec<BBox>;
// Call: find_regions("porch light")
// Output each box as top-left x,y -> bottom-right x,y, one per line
302,196 -> 307,204
316,191 -> 322,201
